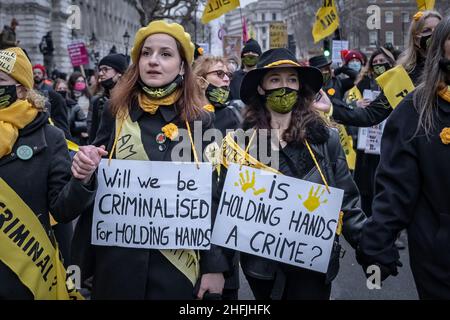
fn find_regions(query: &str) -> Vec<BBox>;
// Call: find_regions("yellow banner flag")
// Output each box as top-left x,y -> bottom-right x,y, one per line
312,0 -> 340,43
376,65 -> 415,109
201,0 -> 240,24
417,0 -> 435,10
337,125 -> 356,170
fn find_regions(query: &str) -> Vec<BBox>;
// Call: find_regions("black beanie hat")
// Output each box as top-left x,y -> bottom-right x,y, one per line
241,39 -> 262,57
98,53 -> 128,74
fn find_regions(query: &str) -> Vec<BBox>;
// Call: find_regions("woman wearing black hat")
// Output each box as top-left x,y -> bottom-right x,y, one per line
216,48 -> 366,299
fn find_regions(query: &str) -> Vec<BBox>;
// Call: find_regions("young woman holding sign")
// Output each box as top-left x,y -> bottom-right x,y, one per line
0,47 -> 102,299
215,48 -> 366,300
72,20 -> 230,300
357,15 -> 450,300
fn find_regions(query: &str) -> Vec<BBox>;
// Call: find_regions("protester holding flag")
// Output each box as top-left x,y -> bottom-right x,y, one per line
230,39 -> 262,100
216,48 -> 366,299
315,10 -> 442,127
346,48 -> 396,217
72,20 -> 229,300
357,15 -> 450,299
0,47 -> 100,299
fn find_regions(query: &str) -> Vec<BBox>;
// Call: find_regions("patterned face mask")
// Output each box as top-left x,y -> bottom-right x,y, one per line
242,55 -> 259,68
262,87 -> 299,114
0,85 -> 18,109
205,83 -> 230,108
141,74 -> 183,99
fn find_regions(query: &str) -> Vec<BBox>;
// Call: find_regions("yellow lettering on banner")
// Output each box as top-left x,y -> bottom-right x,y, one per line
416,0 -> 435,10
0,50 -> 17,74
376,65 -> 415,109
337,125 -> 356,170
0,178 -> 83,300
312,0 -> 340,43
201,0 -> 240,24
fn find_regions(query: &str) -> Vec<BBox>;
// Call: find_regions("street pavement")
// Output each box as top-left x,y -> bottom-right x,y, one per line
238,232 -> 418,300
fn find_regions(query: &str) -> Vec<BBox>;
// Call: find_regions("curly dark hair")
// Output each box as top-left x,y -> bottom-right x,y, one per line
242,82 -> 328,146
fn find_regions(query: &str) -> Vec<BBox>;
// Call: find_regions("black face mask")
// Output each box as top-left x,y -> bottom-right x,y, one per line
205,84 -> 230,108
100,78 -> 116,91
56,90 -> 68,99
140,74 -> 183,99
372,62 -> 392,77
419,34 -> 433,52
0,85 -> 18,109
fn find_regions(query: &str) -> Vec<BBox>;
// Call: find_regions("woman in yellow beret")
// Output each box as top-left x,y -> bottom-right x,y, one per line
73,21 -> 229,300
0,47 -> 103,299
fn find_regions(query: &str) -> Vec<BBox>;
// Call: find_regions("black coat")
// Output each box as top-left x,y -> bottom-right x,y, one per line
65,97 -> 87,145
215,122 -> 366,298
72,101 -> 231,300
230,69 -> 246,100
0,112 -> 97,299
88,94 -> 108,144
358,93 -> 450,299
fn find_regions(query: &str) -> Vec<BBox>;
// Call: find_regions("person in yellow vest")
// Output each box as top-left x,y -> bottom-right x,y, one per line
315,10 -> 442,127
71,20 -> 229,300
0,47 -> 102,299
217,48 -> 366,299
357,15 -> 450,299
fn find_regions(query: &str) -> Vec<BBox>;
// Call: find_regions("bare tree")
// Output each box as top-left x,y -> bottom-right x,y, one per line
133,0 -> 201,27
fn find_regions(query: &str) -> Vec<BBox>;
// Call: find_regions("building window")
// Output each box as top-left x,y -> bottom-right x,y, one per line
262,39 -> 267,50
402,12 -> 410,23
385,31 -> 394,45
261,13 -> 265,21
272,13 -> 277,21
385,11 -> 394,23
369,31 -> 378,47
262,26 -> 266,34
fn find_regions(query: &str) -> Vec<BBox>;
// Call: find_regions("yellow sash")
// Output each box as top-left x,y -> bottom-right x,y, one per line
376,65 -> 415,109
337,125 -> 356,170
0,178 -> 83,300
113,115 -> 199,286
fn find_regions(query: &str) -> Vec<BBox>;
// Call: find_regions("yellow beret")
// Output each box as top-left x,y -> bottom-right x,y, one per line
131,20 -> 195,65
0,47 -> 33,89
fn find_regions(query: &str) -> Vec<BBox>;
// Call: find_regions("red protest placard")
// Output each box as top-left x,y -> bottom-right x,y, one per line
67,41 -> 89,67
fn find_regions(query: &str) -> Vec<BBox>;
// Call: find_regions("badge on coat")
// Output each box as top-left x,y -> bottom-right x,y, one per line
156,133 -> 167,152
17,145 -> 33,161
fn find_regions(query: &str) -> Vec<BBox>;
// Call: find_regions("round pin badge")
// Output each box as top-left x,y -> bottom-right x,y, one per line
156,133 -> 167,145
17,145 -> 34,161
158,144 -> 167,152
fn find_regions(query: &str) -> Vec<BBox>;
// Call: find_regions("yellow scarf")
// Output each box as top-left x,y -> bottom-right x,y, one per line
138,89 -> 182,115
0,99 -> 38,159
439,85 -> 450,103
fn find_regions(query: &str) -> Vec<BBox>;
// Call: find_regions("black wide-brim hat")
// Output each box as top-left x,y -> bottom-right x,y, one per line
240,48 -> 323,105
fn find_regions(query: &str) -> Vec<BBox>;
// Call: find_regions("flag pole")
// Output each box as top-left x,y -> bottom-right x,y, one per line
239,5 -> 245,44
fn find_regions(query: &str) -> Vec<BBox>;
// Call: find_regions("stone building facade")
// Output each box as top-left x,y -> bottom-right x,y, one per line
0,0 -> 141,74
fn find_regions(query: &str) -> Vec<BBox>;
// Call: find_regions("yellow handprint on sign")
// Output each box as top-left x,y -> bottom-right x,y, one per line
299,186 -> 328,212
234,170 -> 266,196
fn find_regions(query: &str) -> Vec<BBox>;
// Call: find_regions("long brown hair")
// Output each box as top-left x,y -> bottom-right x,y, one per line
397,10 -> 442,73
413,15 -> 450,138
110,38 -> 205,122
242,73 -> 327,145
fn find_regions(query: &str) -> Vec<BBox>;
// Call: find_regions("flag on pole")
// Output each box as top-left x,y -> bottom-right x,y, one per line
201,0 -> 240,24
416,0 -> 435,10
312,0 -> 340,43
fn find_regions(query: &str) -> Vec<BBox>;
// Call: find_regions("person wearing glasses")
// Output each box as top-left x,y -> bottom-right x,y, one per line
193,56 -> 241,138
88,54 -> 128,143
193,56 -> 242,300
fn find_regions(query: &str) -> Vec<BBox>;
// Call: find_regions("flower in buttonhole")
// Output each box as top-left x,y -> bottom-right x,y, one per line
203,104 -> 215,113
162,123 -> 179,140
440,127 -> 450,145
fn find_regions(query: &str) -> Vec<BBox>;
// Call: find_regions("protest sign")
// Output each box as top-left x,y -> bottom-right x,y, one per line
211,164 -> 344,273
332,40 -> 348,65
92,159 -> 212,250
270,22 -> 288,49
67,41 -> 89,67
223,35 -> 241,58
